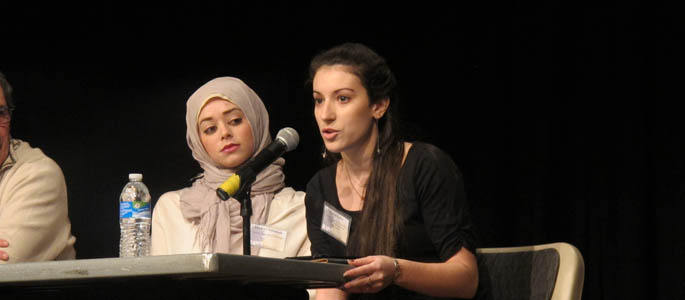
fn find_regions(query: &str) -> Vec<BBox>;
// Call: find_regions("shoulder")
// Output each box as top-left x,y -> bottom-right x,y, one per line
304,164 -> 338,218
274,187 -> 306,205
0,142 -> 67,207
405,142 -> 459,172
3,141 -> 65,190
402,142 -> 464,191
266,187 -> 307,227
12,141 -> 64,176
153,191 -> 184,219
152,191 -> 186,227
154,191 -> 182,211
408,142 -> 452,160
306,163 -> 336,192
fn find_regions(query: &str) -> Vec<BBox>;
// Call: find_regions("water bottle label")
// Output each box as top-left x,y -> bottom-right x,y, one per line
120,202 -> 133,218
120,201 -> 150,218
132,200 -> 151,218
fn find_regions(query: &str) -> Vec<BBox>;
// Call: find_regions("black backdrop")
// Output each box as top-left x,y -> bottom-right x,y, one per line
2,2 -> 683,300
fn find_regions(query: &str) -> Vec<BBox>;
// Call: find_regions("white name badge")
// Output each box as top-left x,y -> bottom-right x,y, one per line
321,202 -> 352,245
250,224 -> 288,252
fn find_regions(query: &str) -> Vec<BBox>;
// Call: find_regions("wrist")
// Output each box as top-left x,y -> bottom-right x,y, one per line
392,258 -> 402,283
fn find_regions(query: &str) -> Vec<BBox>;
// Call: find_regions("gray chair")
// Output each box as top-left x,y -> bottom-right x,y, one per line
476,242 -> 584,300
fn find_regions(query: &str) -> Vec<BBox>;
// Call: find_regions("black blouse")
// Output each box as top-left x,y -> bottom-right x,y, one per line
305,142 -> 477,299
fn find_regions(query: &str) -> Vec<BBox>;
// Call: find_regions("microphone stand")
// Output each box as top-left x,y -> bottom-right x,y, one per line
234,186 -> 252,256
216,173 -> 256,255
221,169 -> 256,256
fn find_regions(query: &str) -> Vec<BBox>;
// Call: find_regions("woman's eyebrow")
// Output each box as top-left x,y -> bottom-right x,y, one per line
312,88 -> 355,95
199,108 -> 240,124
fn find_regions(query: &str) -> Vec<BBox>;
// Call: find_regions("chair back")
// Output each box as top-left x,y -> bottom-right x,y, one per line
475,242 -> 584,300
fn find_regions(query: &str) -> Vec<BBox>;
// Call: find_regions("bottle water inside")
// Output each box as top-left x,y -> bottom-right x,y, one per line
119,173 -> 151,257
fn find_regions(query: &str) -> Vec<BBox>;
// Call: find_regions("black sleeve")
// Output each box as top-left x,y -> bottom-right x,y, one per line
304,170 -> 332,257
412,144 -> 477,260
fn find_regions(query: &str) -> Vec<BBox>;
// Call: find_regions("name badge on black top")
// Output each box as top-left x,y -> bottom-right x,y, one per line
321,202 -> 352,245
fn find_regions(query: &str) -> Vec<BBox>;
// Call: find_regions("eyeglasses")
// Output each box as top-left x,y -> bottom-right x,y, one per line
0,106 -> 14,124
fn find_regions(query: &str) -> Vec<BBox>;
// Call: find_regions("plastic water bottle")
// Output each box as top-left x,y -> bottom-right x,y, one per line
119,173 -> 151,257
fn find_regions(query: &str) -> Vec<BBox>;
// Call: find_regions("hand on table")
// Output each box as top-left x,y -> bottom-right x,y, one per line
342,255 -> 398,294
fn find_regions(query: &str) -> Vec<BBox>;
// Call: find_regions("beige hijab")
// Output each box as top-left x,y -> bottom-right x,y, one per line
179,77 -> 285,254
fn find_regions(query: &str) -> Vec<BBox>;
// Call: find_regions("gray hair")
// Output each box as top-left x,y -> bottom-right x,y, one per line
0,71 -> 13,108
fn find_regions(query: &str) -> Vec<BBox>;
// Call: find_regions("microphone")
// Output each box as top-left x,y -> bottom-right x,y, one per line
216,127 -> 299,200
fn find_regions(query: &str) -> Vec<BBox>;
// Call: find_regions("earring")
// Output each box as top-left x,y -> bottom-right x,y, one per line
374,118 -> 381,155
321,148 -> 327,159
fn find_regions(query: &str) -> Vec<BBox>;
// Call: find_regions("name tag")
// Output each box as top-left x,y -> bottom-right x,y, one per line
321,202 -> 351,245
250,224 -> 287,252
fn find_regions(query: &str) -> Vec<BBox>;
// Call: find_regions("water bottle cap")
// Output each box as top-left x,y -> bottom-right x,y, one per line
128,173 -> 143,181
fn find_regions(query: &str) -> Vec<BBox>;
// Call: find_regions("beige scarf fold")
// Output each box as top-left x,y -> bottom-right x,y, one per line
179,77 -> 285,254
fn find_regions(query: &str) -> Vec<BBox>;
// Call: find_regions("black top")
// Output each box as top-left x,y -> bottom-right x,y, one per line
305,142 -> 477,300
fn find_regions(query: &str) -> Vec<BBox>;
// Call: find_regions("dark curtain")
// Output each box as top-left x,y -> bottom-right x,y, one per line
2,2 -> 683,299
448,2 -> 684,299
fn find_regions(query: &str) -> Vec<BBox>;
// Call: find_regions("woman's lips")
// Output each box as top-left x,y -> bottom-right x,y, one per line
322,129 -> 339,140
222,144 -> 239,153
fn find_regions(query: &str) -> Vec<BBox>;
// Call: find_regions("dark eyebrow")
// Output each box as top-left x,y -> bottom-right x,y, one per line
198,107 -> 241,125
312,88 -> 356,95
335,88 -> 355,93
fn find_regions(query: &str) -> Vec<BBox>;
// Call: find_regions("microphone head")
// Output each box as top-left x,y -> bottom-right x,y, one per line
275,127 -> 299,152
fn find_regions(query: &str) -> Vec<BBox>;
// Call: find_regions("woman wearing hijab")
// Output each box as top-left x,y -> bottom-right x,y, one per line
151,77 -> 310,259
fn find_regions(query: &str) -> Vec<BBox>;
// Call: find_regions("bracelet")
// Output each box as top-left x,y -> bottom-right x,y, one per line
392,258 -> 401,283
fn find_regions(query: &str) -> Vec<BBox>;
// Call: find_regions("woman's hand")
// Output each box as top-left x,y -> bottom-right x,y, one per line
0,238 -> 9,261
340,248 -> 478,298
342,255 -> 398,293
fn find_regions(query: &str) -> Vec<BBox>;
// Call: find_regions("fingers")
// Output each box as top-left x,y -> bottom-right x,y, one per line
341,256 -> 397,294
348,256 -> 374,266
343,266 -> 370,279
1,240 -> 10,261
343,274 -> 378,293
343,256 -> 377,278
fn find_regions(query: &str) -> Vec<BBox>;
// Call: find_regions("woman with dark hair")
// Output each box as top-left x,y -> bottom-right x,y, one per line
304,43 -> 479,300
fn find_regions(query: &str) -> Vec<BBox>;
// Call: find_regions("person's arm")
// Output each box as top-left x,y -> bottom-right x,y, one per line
261,188 -> 311,258
342,247 -> 478,298
150,192 -> 188,256
150,197 -> 169,256
341,144 -> 480,297
315,287 -> 347,300
0,157 -> 72,263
